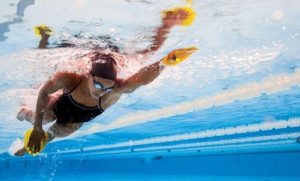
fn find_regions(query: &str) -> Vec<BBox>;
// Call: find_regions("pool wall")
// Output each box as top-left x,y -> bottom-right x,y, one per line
1,151 -> 300,179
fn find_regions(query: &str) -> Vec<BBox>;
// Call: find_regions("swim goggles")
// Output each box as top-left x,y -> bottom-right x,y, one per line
92,76 -> 114,92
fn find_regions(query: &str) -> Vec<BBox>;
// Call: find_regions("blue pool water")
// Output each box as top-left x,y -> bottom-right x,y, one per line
1,0 -> 300,180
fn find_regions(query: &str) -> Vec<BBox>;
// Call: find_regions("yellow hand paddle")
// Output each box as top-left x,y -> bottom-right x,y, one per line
24,128 -> 48,156
162,6 -> 196,26
162,46 -> 198,66
33,24 -> 53,37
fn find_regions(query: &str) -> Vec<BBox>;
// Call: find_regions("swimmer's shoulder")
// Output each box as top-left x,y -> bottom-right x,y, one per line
50,71 -> 83,91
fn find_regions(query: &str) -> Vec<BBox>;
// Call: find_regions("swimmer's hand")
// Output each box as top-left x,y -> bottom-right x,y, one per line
26,128 -> 47,155
34,25 -> 53,39
162,7 -> 196,27
38,27 -> 51,39
162,46 -> 198,66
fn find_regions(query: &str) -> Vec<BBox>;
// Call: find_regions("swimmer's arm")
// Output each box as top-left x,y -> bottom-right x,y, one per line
119,45 -> 198,93
101,61 -> 163,109
117,61 -> 164,94
34,72 -> 79,130
34,79 -> 59,129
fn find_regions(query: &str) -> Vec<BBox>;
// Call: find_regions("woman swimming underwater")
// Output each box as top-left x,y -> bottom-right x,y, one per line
15,6 -> 198,156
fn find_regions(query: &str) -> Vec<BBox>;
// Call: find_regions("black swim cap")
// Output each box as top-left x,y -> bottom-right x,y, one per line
90,53 -> 117,81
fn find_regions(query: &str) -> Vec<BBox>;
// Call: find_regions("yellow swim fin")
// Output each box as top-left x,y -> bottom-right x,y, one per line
24,128 -> 48,156
162,46 -> 198,66
33,24 -> 53,37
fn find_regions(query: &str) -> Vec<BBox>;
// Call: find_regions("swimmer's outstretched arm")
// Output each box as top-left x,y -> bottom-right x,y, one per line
121,61 -> 163,92
116,47 -> 198,94
99,60 -> 163,110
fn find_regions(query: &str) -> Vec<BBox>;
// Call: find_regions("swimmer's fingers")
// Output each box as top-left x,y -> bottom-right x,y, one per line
29,140 -> 36,153
34,143 -> 40,155
27,138 -> 34,153
28,136 -> 33,149
31,145 -> 36,154
43,27 -> 52,34
27,133 -> 42,154
35,26 -> 52,36
34,141 -> 40,154
40,29 -> 51,36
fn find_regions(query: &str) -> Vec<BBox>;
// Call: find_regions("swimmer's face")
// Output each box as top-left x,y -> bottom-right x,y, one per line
88,74 -> 115,98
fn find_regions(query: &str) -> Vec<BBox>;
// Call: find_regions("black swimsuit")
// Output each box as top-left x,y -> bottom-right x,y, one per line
53,79 -> 104,124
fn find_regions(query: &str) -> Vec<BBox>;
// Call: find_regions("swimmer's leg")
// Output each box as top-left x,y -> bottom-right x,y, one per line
17,107 -> 56,125
14,148 -> 26,156
17,94 -> 59,125
17,107 -> 34,122
47,122 -> 83,142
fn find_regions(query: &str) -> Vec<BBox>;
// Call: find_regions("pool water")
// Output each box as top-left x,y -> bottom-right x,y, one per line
0,0 -> 300,180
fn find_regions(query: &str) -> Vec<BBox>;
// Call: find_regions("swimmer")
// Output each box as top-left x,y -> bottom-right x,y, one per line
15,6 -> 197,156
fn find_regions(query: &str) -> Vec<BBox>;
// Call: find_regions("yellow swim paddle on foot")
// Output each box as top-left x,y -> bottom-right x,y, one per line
162,46 -> 198,66
24,128 -> 49,156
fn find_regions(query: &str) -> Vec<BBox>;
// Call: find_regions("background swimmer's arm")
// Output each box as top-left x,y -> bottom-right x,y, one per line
38,33 -> 50,49
137,8 -> 190,55
137,20 -> 173,55
34,72 -> 80,130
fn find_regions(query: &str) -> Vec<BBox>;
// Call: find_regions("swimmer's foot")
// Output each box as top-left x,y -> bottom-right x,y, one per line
17,108 -> 26,121
14,147 -> 26,157
17,107 -> 33,122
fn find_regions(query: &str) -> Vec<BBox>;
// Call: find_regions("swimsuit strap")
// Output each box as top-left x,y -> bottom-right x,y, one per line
64,75 -> 105,112
65,76 -> 83,95
98,97 -> 105,112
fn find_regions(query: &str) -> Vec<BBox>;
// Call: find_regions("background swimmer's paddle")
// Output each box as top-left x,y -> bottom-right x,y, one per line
162,6 -> 196,27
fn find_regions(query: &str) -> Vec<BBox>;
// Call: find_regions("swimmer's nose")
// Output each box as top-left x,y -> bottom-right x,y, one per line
94,93 -> 101,98
92,91 -> 105,98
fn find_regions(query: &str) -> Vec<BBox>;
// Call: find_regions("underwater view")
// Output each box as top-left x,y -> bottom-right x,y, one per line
0,0 -> 300,180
